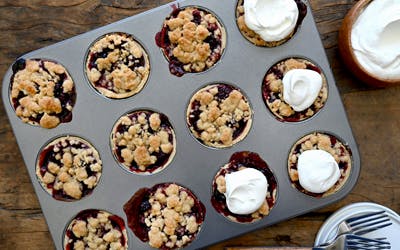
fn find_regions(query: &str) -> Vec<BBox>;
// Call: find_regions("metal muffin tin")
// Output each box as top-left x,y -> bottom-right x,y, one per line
1,0 -> 360,249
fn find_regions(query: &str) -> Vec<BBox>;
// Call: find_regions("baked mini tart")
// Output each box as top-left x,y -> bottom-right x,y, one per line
236,0 -> 307,47
262,58 -> 328,122
186,83 -> 252,148
85,32 -> 150,99
36,136 -> 102,201
9,58 -> 76,129
123,183 -> 206,249
111,110 -> 176,174
211,151 -> 277,223
155,6 -> 226,76
288,132 -> 352,197
64,209 -> 128,250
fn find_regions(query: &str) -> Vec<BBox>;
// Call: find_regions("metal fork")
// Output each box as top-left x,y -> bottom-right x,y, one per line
313,234 -> 391,250
336,210 -> 393,236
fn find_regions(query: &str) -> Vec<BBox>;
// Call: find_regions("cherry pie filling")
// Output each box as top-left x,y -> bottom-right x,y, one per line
112,111 -> 175,173
187,84 -> 252,147
123,183 -> 206,249
37,137 -> 102,201
64,209 -> 127,250
288,133 -> 352,197
10,58 -> 76,128
155,7 -> 225,77
211,151 -> 277,223
262,58 -> 327,122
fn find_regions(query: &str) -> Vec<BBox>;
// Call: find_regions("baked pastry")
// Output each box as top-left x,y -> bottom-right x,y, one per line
186,83 -> 252,148
236,0 -> 307,47
288,132 -> 352,197
155,6 -> 226,76
123,183 -> 206,249
36,136 -> 102,201
85,32 -> 150,99
64,209 -> 128,250
111,110 -> 176,174
211,151 -> 277,223
262,58 -> 328,122
10,58 -> 76,129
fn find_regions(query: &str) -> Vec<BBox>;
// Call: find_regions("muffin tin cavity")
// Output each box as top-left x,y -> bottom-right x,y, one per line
36,136 -> 102,201
110,109 -> 176,174
186,83 -> 252,148
211,151 -> 277,223
85,32 -> 150,99
235,0 -> 307,47
262,57 -> 328,122
155,6 -> 226,77
9,58 -> 76,129
123,183 -> 206,249
288,132 -> 352,197
63,209 -> 128,250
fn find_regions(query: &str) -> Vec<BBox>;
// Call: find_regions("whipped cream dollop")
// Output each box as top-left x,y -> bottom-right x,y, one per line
297,150 -> 340,193
282,69 -> 323,112
351,0 -> 400,80
244,0 -> 299,42
224,168 -> 268,215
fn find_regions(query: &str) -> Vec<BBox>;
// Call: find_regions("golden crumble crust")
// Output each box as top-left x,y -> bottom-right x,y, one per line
187,84 -> 252,148
10,59 -> 76,129
64,210 -> 128,250
262,58 -> 328,122
111,110 -> 176,174
86,33 -> 150,99
36,136 -> 102,201
287,132 -> 352,197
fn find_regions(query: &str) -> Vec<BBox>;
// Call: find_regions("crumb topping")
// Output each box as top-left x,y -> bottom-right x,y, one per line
262,58 -> 328,122
10,59 -> 76,128
288,132 -> 352,197
86,33 -> 150,98
64,210 -> 127,250
187,84 -> 252,148
111,111 -> 175,173
36,136 -> 102,201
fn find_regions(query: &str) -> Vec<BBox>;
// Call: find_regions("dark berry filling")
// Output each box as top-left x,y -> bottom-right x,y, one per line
65,209 -> 126,250
123,183 -> 206,248
10,59 -> 76,124
38,139 -> 99,200
211,151 -> 277,223
114,111 -> 174,173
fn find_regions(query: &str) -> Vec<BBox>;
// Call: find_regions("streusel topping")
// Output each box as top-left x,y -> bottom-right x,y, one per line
86,33 -> 150,99
64,209 -> 127,250
262,58 -> 328,122
36,136 -> 102,201
187,84 -> 252,148
111,110 -> 175,174
123,183 -> 206,249
288,132 -> 352,197
10,58 -> 76,129
156,7 -> 226,76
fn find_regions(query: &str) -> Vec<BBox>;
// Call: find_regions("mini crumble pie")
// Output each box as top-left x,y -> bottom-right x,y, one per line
9,58 -> 76,129
186,83 -> 252,148
262,58 -> 328,122
155,6 -> 226,76
123,183 -> 206,249
288,132 -> 352,197
235,0 -> 307,47
64,209 -> 128,250
36,136 -> 102,201
211,151 -> 277,223
111,110 -> 176,174
86,32 -> 150,99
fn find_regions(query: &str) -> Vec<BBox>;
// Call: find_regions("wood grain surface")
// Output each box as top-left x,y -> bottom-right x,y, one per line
0,0 -> 399,249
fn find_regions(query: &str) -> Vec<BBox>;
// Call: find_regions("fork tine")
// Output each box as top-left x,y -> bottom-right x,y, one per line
354,221 -> 393,235
346,210 -> 385,224
346,211 -> 387,226
346,234 -> 391,249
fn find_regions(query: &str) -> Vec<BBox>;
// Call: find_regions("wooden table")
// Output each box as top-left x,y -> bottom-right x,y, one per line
0,0 -> 399,249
